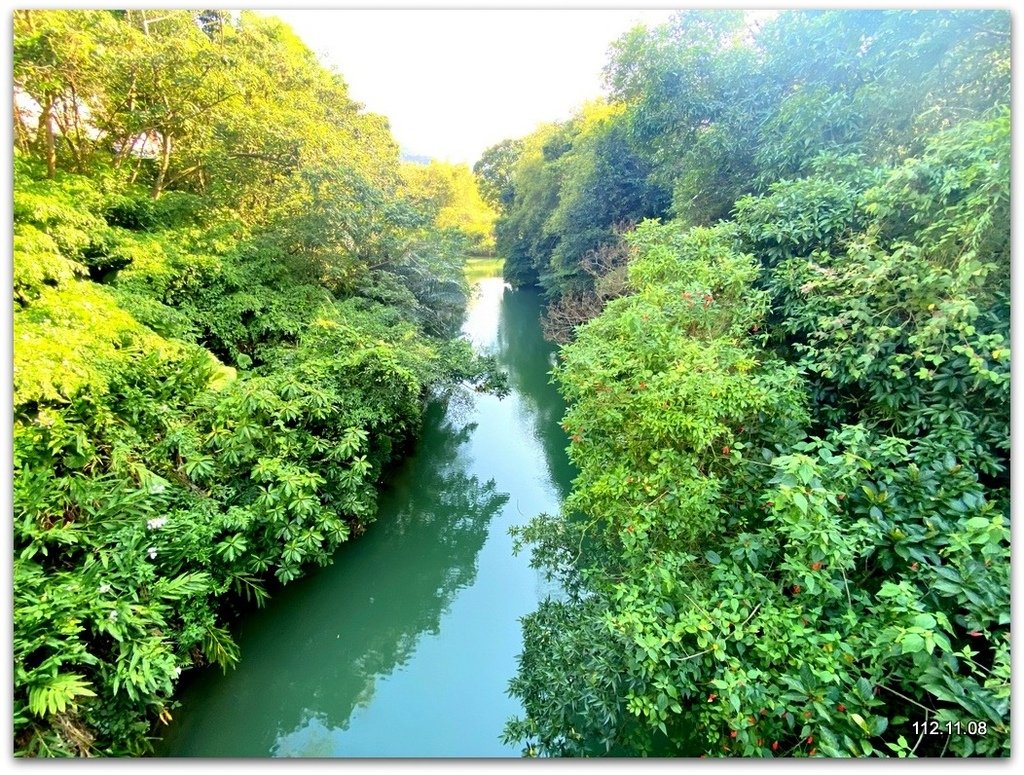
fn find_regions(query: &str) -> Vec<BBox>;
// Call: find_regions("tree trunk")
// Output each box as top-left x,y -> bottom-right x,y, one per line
151,131 -> 172,199
129,155 -> 143,185
40,95 -> 57,178
112,134 -> 133,169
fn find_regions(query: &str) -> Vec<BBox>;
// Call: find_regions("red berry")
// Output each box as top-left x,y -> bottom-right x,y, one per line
837,703 -> 846,712
730,730 -> 737,738
772,741 -> 779,751
722,446 -> 731,456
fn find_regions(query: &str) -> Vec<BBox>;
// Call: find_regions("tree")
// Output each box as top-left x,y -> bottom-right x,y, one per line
473,137 -> 523,211
605,10 -> 767,224
401,160 -> 497,254
13,10 -> 118,176
493,122 -> 568,288
542,101 -> 669,297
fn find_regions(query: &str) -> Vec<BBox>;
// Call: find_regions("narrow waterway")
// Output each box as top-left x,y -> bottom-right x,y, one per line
157,261 -> 574,757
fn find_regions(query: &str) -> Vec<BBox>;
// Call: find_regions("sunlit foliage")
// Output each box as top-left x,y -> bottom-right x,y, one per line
12,9 -> 496,757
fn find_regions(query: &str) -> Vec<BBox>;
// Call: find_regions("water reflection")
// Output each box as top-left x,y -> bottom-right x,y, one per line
495,286 -> 575,501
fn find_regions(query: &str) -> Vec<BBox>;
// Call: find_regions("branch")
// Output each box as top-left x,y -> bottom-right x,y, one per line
909,709 -> 929,757
878,683 -> 932,714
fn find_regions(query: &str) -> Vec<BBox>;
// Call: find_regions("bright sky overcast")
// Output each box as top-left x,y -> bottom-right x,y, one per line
262,9 -> 679,166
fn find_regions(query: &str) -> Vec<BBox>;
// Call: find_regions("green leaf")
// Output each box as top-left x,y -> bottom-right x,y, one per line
27,674 -> 97,717
792,491 -> 809,513
911,613 -> 936,630
900,633 -> 926,654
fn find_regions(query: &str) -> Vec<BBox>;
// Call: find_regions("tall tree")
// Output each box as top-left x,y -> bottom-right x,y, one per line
473,137 -> 523,211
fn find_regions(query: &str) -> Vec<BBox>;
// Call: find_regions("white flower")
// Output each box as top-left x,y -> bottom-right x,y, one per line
108,610 -> 119,621
147,517 -> 167,530
98,584 -> 111,594
147,547 -> 158,560
173,667 -> 183,678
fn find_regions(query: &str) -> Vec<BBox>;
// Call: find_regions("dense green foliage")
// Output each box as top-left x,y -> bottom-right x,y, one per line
12,10 -> 496,757
493,102 -> 668,297
501,10 -> 1010,758
400,160 -> 498,255
491,9 -> 1009,306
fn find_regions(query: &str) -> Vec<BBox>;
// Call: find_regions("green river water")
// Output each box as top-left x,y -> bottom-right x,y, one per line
157,261 -> 575,757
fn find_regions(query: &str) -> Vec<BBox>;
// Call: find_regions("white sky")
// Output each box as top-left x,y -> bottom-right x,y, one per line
263,9 -> 679,165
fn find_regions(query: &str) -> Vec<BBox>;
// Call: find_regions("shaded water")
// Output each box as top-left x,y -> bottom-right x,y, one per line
157,265 -> 574,757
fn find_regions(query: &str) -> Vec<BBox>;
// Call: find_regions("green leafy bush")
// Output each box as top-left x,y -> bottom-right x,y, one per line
506,112 -> 1010,758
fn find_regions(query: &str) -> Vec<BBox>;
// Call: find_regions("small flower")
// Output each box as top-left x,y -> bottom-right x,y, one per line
108,610 -> 119,621
173,667 -> 183,678
147,547 -> 158,560
147,517 -> 167,530
98,584 -> 111,594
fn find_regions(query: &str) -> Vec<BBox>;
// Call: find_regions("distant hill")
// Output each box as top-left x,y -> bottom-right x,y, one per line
400,150 -> 433,165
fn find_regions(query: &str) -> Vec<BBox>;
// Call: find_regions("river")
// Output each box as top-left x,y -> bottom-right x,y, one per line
156,260 -> 574,757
